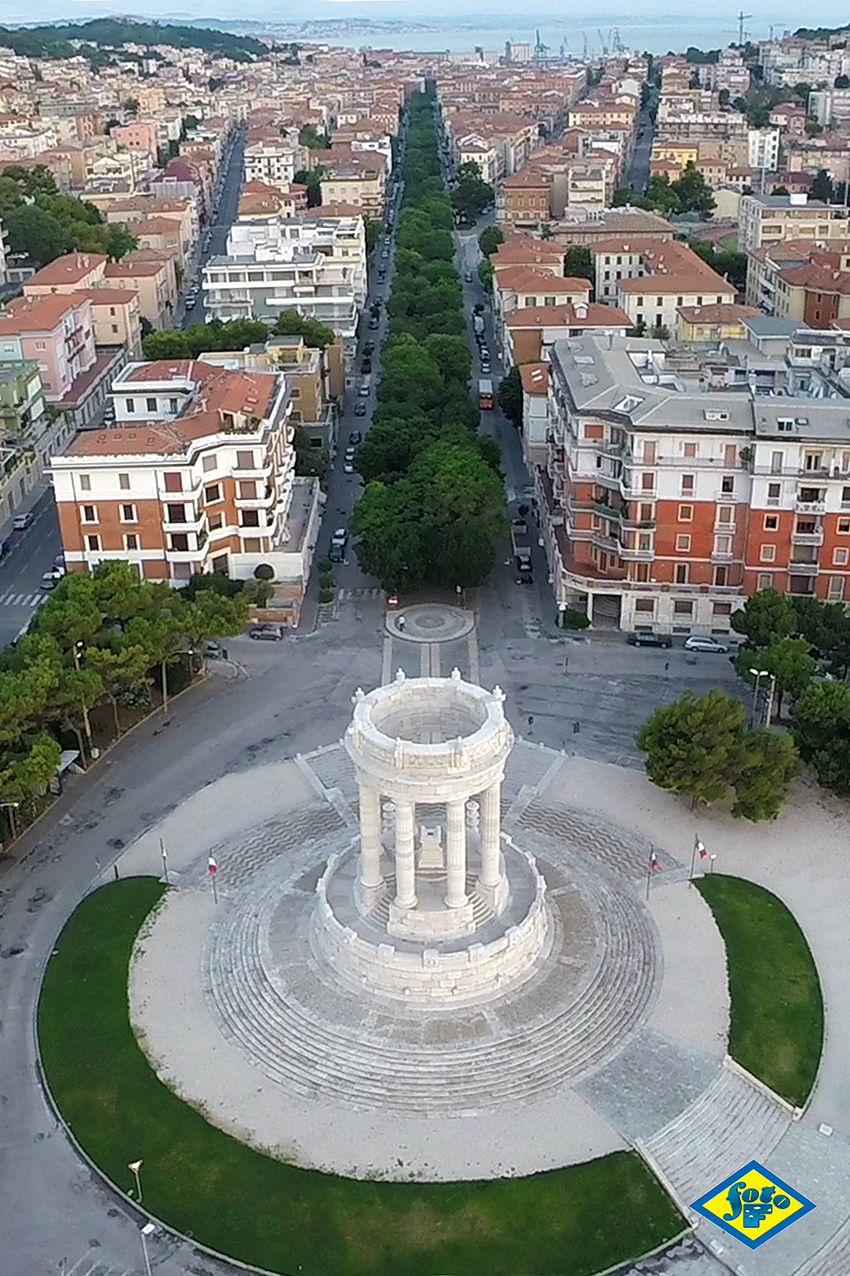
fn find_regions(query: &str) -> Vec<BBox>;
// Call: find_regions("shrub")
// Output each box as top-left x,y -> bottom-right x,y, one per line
318,587 -> 334,604
562,608 -> 590,629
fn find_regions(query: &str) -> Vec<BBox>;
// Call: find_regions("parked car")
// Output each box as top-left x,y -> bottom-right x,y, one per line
516,572 -> 534,585
40,571 -> 60,590
359,379 -> 371,397
516,553 -> 532,573
480,361 -> 491,375
355,402 -> 367,416
53,553 -> 65,569
12,511 -> 33,530
204,640 -> 224,659
248,623 -> 284,641
349,430 -> 362,444
331,527 -> 348,547
361,358 -> 372,374
464,270 -> 473,282
369,317 -> 379,330
363,342 -> 375,356
684,635 -> 729,654
473,302 -> 485,314
185,296 -> 197,309
344,462 -> 355,475
627,631 -> 672,649
328,543 -> 344,563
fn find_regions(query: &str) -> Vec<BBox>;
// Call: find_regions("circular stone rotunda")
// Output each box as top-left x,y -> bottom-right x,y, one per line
129,668 -> 784,1193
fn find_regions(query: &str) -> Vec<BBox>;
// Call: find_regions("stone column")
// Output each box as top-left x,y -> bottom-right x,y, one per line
478,780 -> 502,888
358,783 -> 384,889
394,798 -> 417,909
445,797 -> 468,909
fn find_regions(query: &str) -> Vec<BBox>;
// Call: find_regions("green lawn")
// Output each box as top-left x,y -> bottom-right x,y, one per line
38,880 -> 686,1276
697,874 -> 823,1108
720,232 -> 739,251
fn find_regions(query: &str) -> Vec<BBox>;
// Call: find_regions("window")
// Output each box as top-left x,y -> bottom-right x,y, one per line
639,503 -> 653,521
681,474 -> 695,494
79,474 -> 91,492
169,398 -> 179,414
724,444 -> 737,468
763,514 -> 778,530
86,534 -> 100,552
170,533 -> 189,551
635,562 -> 650,581
843,486 -> 850,505
238,480 -> 257,499
714,566 -> 728,586
642,441 -> 656,464
715,535 -> 732,554
166,503 -> 186,523
717,506 -> 733,525
675,563 -> 689,584
205,484 -> 221,504
242,537 -> 262,552
120,504 -> 136,522
720,475 -> 734,494
770,451 -> 783,474
640,472 -> 655,491
839,519 -> 850,534
828,576 -> 845,602
676,534 -> 691,552
125,399 -> 135,413
804,452 -> 823,471
683,442 -> 697,458
240,510 -> 260,528
124,534 -> 139,551
767,482 -> 781,504
638,533 -> 652,551
82,505 -> 97,523
760,544 -> 777,562
635,598 -> 655,612
164,472 -> 182,493
678,504 -> 693,522
208,511 -> 223,530
236,450 -> 255,470
834,547 -> 849,566
118,472 -> 130,491
202,453 -> 217,472
758,573 -> 774,590
112,325 -> 118,334
673,599 -> 693,615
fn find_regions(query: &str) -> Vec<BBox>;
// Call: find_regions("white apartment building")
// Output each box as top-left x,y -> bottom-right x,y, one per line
243,139 -> 299,190
202,215 -> 367,356
748,128 -> 780,174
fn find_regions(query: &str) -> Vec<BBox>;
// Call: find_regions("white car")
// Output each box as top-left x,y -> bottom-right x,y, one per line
684,635 -> 729,654
331,527 -> 347,547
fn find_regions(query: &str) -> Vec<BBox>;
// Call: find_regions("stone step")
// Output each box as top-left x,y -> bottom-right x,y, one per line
301,743 -> 358,801
203,875 -> 657,1114
641,1064 -> 791,1209
503,740 -> 562,796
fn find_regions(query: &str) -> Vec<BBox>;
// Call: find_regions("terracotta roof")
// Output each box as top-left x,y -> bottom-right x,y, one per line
104,260 -> 165,279
66,425 -> 185,457
497,266 -> 592,294
618,272 -> 734,295
74,288 -> 139,305
676,303 -> 760,323
0,292 -> 87,334
519,362 -> 549,394
25,253 -> 106,287
505,302 -> 632,328
779,263 -> 850,294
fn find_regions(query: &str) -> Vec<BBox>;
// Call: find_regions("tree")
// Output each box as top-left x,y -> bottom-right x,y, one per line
772,184 -> 789,195
636,689 -> 746,807
645,173 -> 679,216
104,223 -> 137,260
671,162 -> 716,217
731,588 -> 797,648
3,205 -> 68,266
805,119 -> 824,137
364,218 -> 383,254
478,225 -> 503,257
732,729 -> 799,821
810,169 -> 834,202
450,161 -> 494,223
123,97 -> 139,116
737,636 -> 816,719
497,367 -> 523,429
612,185 -> 638,206
298,124 -> 329,149
423,334 -> 471,387
836,74 -> 850,89
564,245 -> 594,287
792,680 -> 850,795
293,427 -> 329,480
272,309 -> 334,349
1,163 -> 57,199
478,258 -> 494,291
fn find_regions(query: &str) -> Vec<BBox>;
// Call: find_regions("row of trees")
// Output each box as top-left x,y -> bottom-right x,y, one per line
0,562 -> 249,840
614,162 -> 717,219
348,91 -> 506,593
0,165 -> 137,267
141,310 -> 336,361
637,587 -> 850,819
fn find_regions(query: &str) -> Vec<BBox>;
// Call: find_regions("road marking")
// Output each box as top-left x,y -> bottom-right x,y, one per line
0,591 -> 41,607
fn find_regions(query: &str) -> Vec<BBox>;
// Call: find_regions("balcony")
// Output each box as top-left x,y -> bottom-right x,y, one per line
711,550 -> 736,562
234,486 -> 276,510
791,530 -> 824,546
620,546 -> 654,561
788,560 -> 819,574
162,508 -> 206,534
795,498 -> 826,514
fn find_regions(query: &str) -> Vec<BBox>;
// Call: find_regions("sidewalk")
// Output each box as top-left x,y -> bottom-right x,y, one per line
0,480 -> 50,549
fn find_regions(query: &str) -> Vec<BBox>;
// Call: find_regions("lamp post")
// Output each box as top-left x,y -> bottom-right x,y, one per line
689,835 -> 705,884
749,668 -> 768,727
139,1222 -> 156,1276
128,1159 -> 143,1204
764,674 -> 778,728
72,641 -> 94,755
708,853 -> 717,874
0,801 -> 20,841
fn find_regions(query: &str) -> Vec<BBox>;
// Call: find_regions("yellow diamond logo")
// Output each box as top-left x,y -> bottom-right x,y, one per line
691,1160 -> 815,1249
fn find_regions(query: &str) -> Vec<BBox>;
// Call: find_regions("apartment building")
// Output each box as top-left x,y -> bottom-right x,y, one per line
243,138 -> 299,190
318,154 -> 387,219
0,361 -> 47,520
533,332 -> 850,633
738,194 -> 850,254
746,239 -> 850,327
51,359 -> 321,598
502,301 -> 631,365
202,215 -> 367,356
589,239 -> 736,333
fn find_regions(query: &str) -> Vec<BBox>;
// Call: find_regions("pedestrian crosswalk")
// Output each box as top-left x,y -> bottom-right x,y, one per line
0,590 -> 43,608
342,587 -> 382,599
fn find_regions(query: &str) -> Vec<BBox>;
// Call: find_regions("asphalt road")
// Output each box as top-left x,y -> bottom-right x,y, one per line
0,488 -> 62,649
183,125 -> 246,327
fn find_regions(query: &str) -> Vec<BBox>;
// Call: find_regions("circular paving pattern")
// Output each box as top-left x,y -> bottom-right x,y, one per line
385,603 -> 474,643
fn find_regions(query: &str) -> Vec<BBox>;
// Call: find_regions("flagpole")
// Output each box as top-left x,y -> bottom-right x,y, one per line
208,856 -> 218,905
689,835 -> 705,885
645,846 -> 659,900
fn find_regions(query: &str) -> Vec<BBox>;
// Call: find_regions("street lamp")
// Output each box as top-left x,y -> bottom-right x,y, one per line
139,1222 -> 156,1276
0,801 -> 20,841
689,835 -> 706,884
749,668 -> 769,727
128,1159 -> 143,1203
